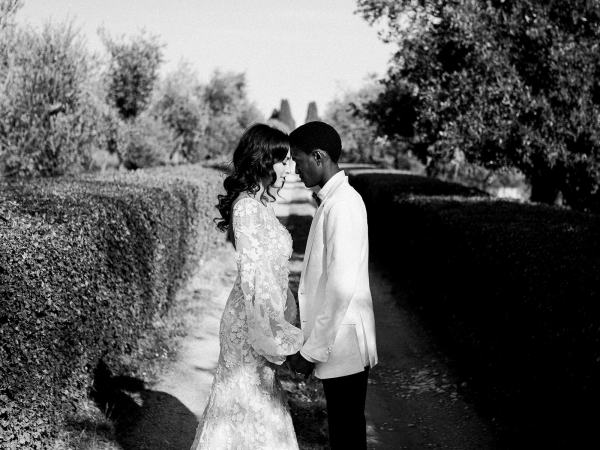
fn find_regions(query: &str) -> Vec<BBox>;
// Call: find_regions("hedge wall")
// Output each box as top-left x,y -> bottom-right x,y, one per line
348,170 -> 600,447
0,165 -> 223,448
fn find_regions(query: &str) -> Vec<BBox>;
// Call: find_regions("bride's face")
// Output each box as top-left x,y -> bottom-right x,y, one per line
272,151 -> 292,188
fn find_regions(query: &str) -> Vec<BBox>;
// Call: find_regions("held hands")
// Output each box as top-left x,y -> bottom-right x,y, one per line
287,352 -> 314,378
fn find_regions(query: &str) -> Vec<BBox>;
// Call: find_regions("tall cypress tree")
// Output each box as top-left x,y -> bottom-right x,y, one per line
305,101 -> 320,123
269,98 -> 296,131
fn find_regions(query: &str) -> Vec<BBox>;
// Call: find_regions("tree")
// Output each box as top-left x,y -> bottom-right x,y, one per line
270,99 -> 296,131
0,21 -> 103,177
0,0 -> 22,87
200,70 -> 263,159
325,78 -> 390,165
0,0 -> 21,31
102,30 -> 163,120
305,101 -> 321,123
153,69 -> 264,162
357,0 -> 600,208
119,111 -> 177,169
151,62 -> 209,163
100,31 -> 170,169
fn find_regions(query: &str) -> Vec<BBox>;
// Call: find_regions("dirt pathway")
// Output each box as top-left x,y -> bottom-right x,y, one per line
151,249 -> 235,420
134,175 -> 495,450
365,265 -> 495,449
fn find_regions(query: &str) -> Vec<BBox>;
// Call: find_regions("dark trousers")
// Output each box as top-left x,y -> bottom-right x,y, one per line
322,367 -> 370,450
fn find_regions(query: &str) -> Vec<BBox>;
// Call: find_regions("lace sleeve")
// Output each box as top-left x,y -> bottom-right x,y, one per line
232,198 -> 303,365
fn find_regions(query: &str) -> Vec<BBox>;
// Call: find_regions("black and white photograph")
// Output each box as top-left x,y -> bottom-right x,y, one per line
2,1 -> 600,449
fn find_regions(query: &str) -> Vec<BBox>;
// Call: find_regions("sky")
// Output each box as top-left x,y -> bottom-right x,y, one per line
16,0 -> 393,123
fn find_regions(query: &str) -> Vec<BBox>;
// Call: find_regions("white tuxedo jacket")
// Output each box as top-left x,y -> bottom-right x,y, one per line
298,172 -> 378,379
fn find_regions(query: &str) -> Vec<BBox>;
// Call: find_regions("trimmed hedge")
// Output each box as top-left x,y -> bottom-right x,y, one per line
348,169 -> 486,204
348,170 -> 600,447
0,165 -> 223,448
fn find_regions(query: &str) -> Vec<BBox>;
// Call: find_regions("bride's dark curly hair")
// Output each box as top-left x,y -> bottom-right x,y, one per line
215,123 -> 290,232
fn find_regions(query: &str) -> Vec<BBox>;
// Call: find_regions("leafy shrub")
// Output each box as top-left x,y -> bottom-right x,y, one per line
200,71 -> 263,159
0,164 -> 224,448
348,169 -> 600,447
151,69 -> 263,162
0,0 -> 21,75
325,77 -> 402,167
357,0 -> 600,209
0,0 -> 21,30
87,147 -> 121,173
151,63 -> 210,163
0,0 -> 21,65
348,170 -> 485,208
0,22 -> 103,178
119,112 -> 177,169
101,30 -> 163,121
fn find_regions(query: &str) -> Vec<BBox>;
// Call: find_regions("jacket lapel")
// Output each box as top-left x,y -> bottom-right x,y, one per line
301,203 -> 324,281
300,175 -> 348,286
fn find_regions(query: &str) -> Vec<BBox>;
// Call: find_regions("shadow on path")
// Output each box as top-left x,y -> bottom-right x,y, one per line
280,213 -> 312,294
276,197 -> 330,449
91,360 -> 198,450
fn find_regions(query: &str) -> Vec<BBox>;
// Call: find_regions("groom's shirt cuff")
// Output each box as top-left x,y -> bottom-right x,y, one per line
300,350 -> 318,363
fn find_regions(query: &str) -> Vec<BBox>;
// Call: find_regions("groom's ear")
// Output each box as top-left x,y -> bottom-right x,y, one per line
312,149 -> 328,165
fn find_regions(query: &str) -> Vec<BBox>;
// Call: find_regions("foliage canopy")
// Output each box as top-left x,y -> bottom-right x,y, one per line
357,0 -> 600,208
0,21 -> 103,177
101,30 -> 163,121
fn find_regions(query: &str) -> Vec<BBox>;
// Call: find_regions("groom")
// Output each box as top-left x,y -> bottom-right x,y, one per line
287,121 -> 378,450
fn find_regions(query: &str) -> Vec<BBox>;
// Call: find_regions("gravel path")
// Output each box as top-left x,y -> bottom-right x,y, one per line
365,265 -> 496,449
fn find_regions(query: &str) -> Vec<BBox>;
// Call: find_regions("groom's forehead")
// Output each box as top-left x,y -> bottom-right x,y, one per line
290,147 -> 306,158
291,146 -> 314,158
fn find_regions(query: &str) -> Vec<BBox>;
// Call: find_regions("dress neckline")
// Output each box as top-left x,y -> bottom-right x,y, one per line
233,194 -> 277,218
236,194 -> 269,207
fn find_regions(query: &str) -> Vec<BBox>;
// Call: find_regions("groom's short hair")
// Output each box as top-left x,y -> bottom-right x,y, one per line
289,121 -> 342,163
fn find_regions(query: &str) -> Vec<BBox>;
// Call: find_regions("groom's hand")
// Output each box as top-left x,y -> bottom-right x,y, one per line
288,352 -> 314,377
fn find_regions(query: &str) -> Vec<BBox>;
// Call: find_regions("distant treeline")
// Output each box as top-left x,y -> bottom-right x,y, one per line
0,0 -> 262,178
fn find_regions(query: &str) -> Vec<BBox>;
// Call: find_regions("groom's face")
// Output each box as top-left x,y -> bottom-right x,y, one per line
291,146 -> 320,188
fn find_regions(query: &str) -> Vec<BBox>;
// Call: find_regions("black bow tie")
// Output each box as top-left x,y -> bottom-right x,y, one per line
312,192 -> 322,206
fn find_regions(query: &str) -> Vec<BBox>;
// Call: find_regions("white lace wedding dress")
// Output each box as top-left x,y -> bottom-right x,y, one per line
190,197 -> 304,450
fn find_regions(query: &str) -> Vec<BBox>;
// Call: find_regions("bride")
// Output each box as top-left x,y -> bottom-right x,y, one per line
190,124 -> 303,449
